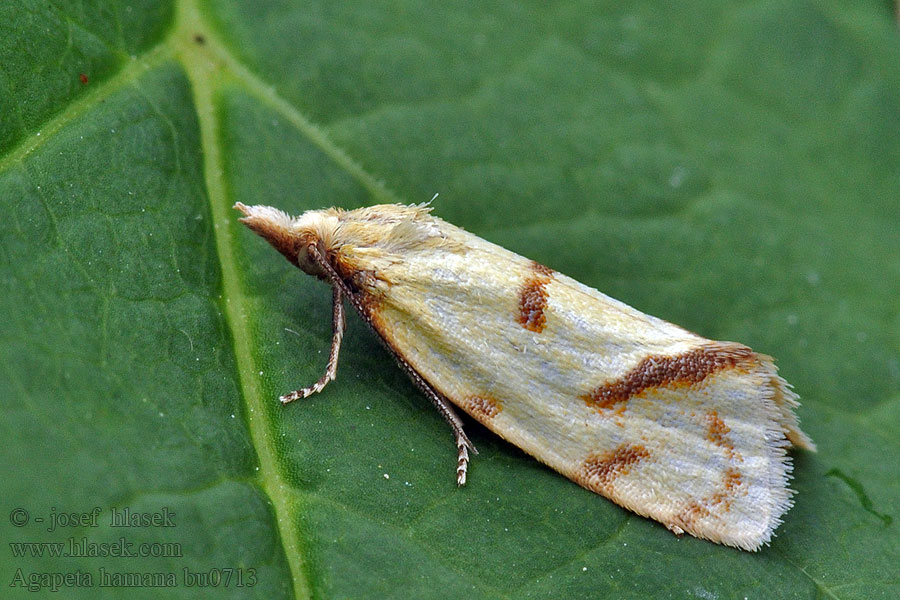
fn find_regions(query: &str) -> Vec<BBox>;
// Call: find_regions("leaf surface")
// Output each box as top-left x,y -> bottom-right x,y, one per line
2,1 -> 898,598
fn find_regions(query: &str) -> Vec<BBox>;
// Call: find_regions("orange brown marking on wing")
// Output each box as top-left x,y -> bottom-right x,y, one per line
517,261 -> 554,333
463,395 -> 503,421
531,262 -> 554,278
708,468 -> 743,510
581,344 -> 755,413
702,468 -> 743,513
356,289 -> 384,323
677,500 -> 711,528
705,410 -> 739,460
578,443 -> 651,492
670,468 -> 745,534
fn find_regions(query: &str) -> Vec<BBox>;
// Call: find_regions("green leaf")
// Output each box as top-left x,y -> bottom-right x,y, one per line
3,1 -> 898,598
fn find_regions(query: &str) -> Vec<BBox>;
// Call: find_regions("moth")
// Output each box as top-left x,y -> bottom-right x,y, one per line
234,202 -> 815,551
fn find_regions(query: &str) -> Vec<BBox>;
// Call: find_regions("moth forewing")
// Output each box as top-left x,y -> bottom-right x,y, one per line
234,201 -> 814,551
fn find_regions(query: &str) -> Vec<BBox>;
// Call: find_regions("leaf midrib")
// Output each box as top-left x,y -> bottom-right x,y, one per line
171,2 -> 313,598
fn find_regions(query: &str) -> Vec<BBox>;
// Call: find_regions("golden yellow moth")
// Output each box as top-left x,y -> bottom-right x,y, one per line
234,201 -> 815,551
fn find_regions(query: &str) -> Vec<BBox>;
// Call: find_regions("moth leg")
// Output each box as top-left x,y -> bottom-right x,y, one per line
280,285 -> 345,404
303,242 -> 478,485
453,419 -> 474,487
402,364 -> 478,486
443,401 -> 478,487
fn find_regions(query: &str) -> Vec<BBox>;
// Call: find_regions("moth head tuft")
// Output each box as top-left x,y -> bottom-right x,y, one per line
234,202 -> 293,229
234,203 -> 341,277
233,202 -> 304,264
